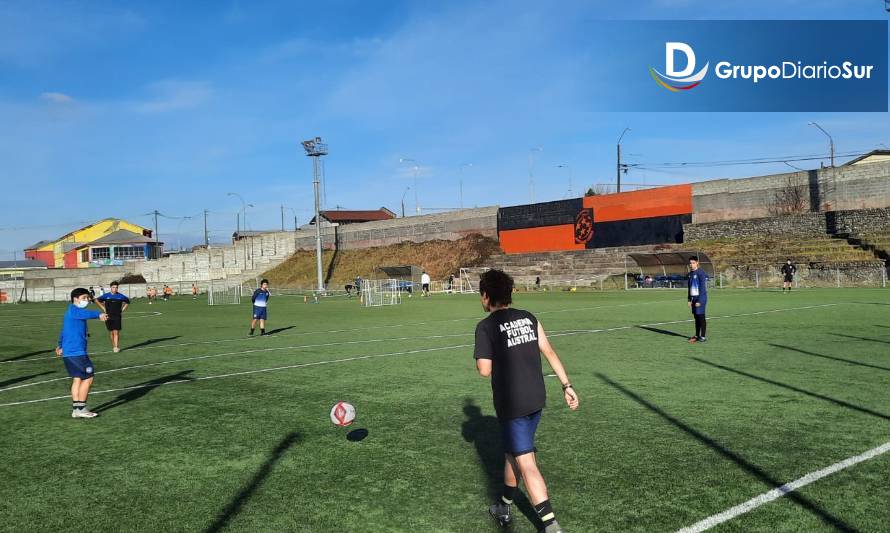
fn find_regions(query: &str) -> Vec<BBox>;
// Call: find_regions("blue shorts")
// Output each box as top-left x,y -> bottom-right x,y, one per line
63,356 -> 95,379
253,306 -> 268,320
500,410 -> 542,456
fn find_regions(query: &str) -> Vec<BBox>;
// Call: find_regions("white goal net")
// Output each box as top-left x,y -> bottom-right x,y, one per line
360,279 -> 402,307
207,280 -> 242,305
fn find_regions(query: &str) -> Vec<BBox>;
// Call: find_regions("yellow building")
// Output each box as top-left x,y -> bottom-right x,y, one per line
24,219 -> 162,268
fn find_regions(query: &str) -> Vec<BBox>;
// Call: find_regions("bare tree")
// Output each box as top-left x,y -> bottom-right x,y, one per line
769,176 -> 807,216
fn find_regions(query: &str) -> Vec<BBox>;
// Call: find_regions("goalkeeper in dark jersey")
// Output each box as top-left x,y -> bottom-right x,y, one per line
249,279 -> 271,336
781,259 -> 796,292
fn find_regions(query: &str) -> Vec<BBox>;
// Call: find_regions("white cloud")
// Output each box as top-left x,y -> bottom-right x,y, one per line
134,80 -> 212,113
40,92 -> 73,104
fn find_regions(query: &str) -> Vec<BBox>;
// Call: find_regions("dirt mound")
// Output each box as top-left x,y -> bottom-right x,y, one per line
263,234 -> 501,288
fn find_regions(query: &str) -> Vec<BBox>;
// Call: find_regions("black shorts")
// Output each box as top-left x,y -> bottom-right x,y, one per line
105,316 -> 122,331
422,283 -> 430,291
784,274 -> 793,283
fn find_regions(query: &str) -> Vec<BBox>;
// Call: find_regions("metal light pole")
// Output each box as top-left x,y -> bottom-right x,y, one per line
176,216 -> 192,251
459,163 -> 472,208
203,209 -> 209,247
401,186 -> 411,218
528,147 -> 542,203
557,164 -> 573,198
809,122 -> 835,167
302,137 -> 329,293
400,158 -> 421,214
227,192 -> 250,234
617,128 -> 630,193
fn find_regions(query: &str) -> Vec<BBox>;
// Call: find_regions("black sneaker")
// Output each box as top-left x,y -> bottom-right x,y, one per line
698,336 -> 707,343
249,330 -> 254,336
489,501 -> 513,527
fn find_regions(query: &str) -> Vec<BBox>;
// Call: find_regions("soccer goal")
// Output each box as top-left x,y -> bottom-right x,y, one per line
360,279 -> 402,307
207,280 -> 241,305
456,267 -> 481,294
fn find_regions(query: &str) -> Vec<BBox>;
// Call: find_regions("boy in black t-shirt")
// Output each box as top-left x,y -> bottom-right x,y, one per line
474,269 -> 578,533
781,259 -> 796,292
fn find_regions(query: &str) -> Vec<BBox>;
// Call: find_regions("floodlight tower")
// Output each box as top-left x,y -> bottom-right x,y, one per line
302,136 -> 329,293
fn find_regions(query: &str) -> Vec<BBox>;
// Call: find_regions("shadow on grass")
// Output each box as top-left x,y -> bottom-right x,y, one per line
770,343 -> 890,373
127,336 -> 181,350
829,332 -> 890,346
1,349 -> 53,362
262,326 -> 297,336
205,431 -> 302,533
595,373 -> 858,532
93,370 -> 194,413
692,358 -> 890,422
637,325 -> 688,339
0,371 -> 53,389
461,399 -> 538,529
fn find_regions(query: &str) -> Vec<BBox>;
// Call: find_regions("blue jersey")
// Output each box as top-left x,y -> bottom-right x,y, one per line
688,269 -> 709,304
252,288 -> 270,307
58,304 -> 102,357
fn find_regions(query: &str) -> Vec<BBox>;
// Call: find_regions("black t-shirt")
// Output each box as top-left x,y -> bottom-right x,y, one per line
96,292 -> 130,317
781,263 -> 796,276
474,308 -> 546,420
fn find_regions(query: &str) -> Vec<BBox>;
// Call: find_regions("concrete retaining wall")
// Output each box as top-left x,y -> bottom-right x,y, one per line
692,161 -> 890,223
684,207 -> 890,241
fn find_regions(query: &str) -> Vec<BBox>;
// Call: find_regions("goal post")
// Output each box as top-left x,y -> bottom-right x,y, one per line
360,279 -> 402,307
207,279 -> 242,305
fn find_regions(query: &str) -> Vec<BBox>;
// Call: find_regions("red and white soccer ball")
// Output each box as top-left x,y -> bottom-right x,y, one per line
330,401 -> 356,427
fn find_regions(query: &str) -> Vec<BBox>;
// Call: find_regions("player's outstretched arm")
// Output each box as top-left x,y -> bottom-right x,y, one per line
537,322 -> 579,410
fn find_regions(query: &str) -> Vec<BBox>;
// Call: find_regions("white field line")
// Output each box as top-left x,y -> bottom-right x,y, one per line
0,303 -> 834,392
0,303 -> 835,405
1,300 -> 674,364
0,311 -> 163,329
676,441 -> 890,533
0,332 -> 475,392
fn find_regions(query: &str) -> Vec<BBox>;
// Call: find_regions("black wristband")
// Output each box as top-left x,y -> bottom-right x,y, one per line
562,383 -> 573,390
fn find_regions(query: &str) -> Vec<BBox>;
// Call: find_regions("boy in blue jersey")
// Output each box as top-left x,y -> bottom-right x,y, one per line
250,279 -> 271,336
57,287 -> 108,418
96,281 -> 130,353
687,256 -> 708,343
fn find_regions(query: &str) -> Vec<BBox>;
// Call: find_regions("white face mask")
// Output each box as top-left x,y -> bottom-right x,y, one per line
75,299 -> 89,309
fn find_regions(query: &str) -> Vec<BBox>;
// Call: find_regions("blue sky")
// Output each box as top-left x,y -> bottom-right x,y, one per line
1,0 -> 888,256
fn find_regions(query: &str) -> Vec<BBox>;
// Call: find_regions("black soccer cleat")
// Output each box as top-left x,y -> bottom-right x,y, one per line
489,501 -> 513,527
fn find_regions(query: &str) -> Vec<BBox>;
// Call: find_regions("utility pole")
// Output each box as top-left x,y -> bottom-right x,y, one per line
302,137 -> 329,293
203,209 -> 209,247
280,205 -> 285,231
236,212 -> 240,235
153,210 -> 159,248
617,128 -> 630,193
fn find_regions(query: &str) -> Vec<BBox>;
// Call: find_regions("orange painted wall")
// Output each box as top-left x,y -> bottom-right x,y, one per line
583,184 -> 692,222
499,224 -> 585,254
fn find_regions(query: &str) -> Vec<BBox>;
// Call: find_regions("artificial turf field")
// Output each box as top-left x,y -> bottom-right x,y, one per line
1,288 -> 889,533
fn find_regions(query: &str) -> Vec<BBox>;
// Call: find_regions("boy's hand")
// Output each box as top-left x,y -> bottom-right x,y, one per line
55,347 -> 63,357
563,386 -> 579,410
695,302 -> 701,307
99,313 -> 108,322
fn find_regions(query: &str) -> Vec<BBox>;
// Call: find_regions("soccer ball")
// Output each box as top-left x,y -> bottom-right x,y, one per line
330,401 -> 356,427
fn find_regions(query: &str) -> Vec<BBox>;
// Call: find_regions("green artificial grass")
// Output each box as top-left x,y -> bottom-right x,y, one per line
1,288 -> 888,532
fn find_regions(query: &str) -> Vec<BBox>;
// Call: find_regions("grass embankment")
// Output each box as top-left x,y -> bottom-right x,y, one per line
263,234 -> 501,288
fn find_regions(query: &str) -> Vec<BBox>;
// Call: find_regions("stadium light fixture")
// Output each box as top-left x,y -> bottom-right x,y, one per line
808,122 -> 835,168
302,137 -> 328,293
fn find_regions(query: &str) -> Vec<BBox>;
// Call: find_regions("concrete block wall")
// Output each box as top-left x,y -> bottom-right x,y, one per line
692,161 -> 890,223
